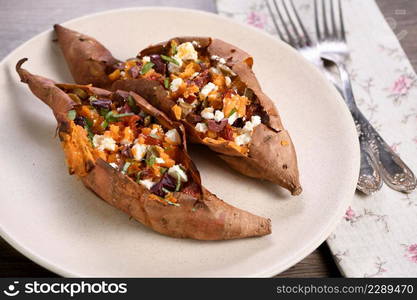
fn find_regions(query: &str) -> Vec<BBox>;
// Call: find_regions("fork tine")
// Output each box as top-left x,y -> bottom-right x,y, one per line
329,0 -> 337,38
314,0 -> 321,41
281,0 -> 304,47
272,0 -> 296,46
321,0 -> 330,38
265,0 -> 287,42
289,0 -> 312,46
338,0 -> 346,41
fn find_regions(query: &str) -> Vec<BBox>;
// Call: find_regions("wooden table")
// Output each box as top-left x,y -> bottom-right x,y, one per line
0,0 -> 415,277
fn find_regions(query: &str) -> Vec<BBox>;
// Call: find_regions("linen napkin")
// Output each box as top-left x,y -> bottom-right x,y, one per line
216,0 -> 417,277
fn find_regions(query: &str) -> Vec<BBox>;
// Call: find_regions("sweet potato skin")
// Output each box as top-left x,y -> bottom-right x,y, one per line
53,25 -> 301,195
16,59 -> 271,240
54,24 -> 120,89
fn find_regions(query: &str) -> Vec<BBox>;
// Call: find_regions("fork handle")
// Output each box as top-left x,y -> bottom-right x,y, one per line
338,63 -> 417,193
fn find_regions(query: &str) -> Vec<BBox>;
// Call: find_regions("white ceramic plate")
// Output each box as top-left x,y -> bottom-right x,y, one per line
0,7 -> 359,277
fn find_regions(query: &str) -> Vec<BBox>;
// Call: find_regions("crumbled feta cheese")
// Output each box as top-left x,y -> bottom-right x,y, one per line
175,42 -> 198,61
139,179 -> 157,190
243,115 -> 262,132
211,55 -> 226,64
170,77 -> 183,92
251,115 -> 261,127
201,107 -> 215,120
165,129 -> 181,145
155,157 -> 165,164
225,76 -> 232,87
150,128 -> 160,139
92,135 -> 117,151
190,72 -> 200,79
200,82 -> 217,99
235,132 -> 252,146
192,40 -> 199,47
109,163 -> 118,169
132,143 -> 148,161
228,112 -> 238,125
142,56 -> 151,62
214,110 -> 224,122
120,139 -> 131,145
177,98 -> 195,116
168,165 -> 188,182
209,67 -> 220,74
168,57 -> 183,73
195,122 -> 208,133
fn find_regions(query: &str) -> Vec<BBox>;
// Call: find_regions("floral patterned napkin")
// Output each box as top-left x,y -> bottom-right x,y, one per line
216,0 -> 417,277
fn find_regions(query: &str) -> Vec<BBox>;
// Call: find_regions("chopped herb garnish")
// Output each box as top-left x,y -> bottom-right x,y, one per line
163,77 -> 170,89
99,108 -> 110,117
113,113 -> 134,118
136,172 -> 142,183
85,118 -> 93,128
165,199 -> 180,207
127,95 -> 138,112
121,162 -> 131,174
228,108 -> 237,117
162,187 -> 171,194
160,167 -> 167,175
101,111 -> 134,129
140,62 -> 155,75
175,173 -> 181,192
146,154 -> 156,167
67,110 -> 76,120
73,88 -> 88,99
84,124 -> 94,144
161,55 -> 179,66
143,115 -> 152,126
172,44 -> 177,55
101,119 -> 109,129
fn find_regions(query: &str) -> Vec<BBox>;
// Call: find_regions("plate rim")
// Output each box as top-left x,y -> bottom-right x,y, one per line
0,6 -> 359,277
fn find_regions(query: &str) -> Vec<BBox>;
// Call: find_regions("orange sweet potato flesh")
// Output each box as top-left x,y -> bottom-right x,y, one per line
16,58 -> 271,240
53,25 -> 301,195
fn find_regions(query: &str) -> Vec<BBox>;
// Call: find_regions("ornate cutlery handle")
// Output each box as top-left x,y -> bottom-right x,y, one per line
356,131 -> 382,195
338,62 -> 416,193
357,110 -> 417,193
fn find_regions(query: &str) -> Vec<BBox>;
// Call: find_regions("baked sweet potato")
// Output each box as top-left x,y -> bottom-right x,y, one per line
54,25 -> 302,195
16,58 -> 271,240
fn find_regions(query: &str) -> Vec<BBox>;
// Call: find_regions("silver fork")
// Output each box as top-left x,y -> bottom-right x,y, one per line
314,0 -> 416,193
266,0 -> 382,194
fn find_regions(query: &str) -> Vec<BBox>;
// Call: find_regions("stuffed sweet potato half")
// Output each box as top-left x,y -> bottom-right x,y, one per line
16,58 -> 271,240
54,25 -> 302,195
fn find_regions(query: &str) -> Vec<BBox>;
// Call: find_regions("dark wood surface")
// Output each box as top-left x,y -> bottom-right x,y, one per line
0,0 -> 415,278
